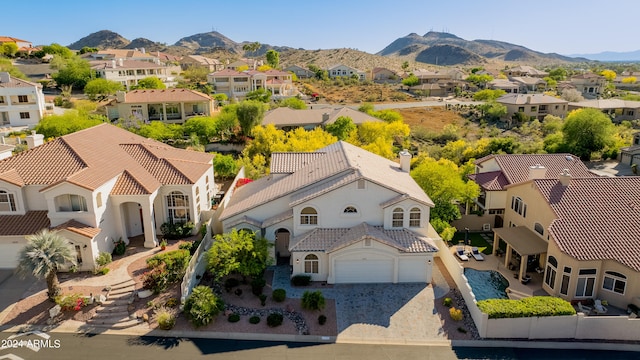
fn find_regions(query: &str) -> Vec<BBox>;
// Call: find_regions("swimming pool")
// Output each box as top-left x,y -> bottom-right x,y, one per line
463,268 -> 509,301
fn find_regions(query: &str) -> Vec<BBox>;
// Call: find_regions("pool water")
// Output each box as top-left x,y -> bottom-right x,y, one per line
463,268 -> 509,300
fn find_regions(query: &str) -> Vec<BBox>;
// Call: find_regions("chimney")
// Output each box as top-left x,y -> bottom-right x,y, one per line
116,91 -> 126,103
528,164 -> 546,180
559,169 -> 572,186
118,58 -> 124,67
399,149 -> 412,172
111,59 -> 117,68
25,130 -> 44,149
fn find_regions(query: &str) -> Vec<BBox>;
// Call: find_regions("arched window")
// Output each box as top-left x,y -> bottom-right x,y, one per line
55,194 -> 87,212
409,207 -> 421,227
343,206 -> 357,213
545,256 -> 558,289
0,190 -> 16,212
166,191 -> 190,223
392,207 -> 404,227
304,254 -> 319,273
300,207 -> 318,225
534,223 -> 544,235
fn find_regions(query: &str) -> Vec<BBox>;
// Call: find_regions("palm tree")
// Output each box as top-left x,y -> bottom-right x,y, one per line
17,229 -> 76,301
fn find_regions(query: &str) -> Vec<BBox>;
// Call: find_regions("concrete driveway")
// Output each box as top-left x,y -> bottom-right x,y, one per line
0,269 -> 38,321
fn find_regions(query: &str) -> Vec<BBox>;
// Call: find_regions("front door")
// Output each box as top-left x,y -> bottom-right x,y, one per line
275,229 -> 290,258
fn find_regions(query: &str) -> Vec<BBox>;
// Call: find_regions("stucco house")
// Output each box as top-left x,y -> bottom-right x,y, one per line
568,99 -> 640,123
371,67 -> 399,83
91,59 -> 180,90
570,73 -> 606,99
207,68 -> 296,100
105,89 -> 215,124
283,65 -> 315,79
218,142 -> 440,284
180,55 -> 224,72
262,106 -> 381,130
496,93 -> 568,121
327,64 -> 366,81
504,65 -> 548,78
0,72 -> 46,127
494,172 -> 640,310
0,124 -> 216,270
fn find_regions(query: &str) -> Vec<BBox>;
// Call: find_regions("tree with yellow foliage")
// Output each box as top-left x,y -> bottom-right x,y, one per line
600,69 -> 616,82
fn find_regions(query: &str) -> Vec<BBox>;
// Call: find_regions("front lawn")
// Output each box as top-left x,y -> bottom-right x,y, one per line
451,232 -> 493,254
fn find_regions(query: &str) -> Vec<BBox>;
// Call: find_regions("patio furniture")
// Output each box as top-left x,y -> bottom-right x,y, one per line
594,299 -> 608,314
577,302 -> 592,314
471,247 -> 484,261
455,246 -> 469,261
520,274 -> 531,284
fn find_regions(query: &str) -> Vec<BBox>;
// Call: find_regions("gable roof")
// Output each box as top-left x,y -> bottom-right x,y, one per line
262,107 -> 381,128
0,211 -> 49,236
289,222 -> 438,253
497,93 -> 568,105
120,89 -> 211,103
473,154 -> 595,190
220,141 -> 433,221
533,177 -> 640,271
0,124 -> 212,193
0,72 -> 39,88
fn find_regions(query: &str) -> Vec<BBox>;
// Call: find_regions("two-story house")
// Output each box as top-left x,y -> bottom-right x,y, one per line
218,142 -> 440,284
327,64 -> 366,81
105,89 -> 215,124
207,69 -> 295,100
283,65 -> 315,79
180,55 -> 225,72
494,172 -> 640,310
504,65 -> 548,78
91,59 -> 181,90
0,72 -> 46,128
262,106 -> 381,131
570,73 -> 606,99
0,124 -> 215,270
497,93 -> 568,121
568,99 -> 640,123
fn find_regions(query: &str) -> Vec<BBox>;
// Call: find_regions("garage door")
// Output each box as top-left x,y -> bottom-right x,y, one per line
334,259 -> 393,283
0,243 -> 23,269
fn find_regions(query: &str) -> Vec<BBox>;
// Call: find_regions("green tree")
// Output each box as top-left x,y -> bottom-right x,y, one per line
205,229 -> 270,280
401,61 -> 410,72
132,76 -> 166,90
136,121 -> 183,141
34,111 -> 105,138
480,102 -> 507,120
84,78 -> 124,100
325,116 -> 356,140
242,41 -> 261,56
465,73 -> 493,88
78,46 -> 98,55
183,116 -> 218,143
245,88 -> 271,103
561,108 -> 616,160
265,49 -> 280,69
402,74 -> 419,87
548,68 -> 567,81
0,58 -> 27,79
213,153 -> 238,180
42,43 -> 74,58
183,285 -> 223,327
51,55 -> 92,90
473,89 -> 506,101
17,230 -> 76,301
237,100 -> 266,136
1,43 -> 18,57
275,97 -> 307,109
182,66 -> 210,83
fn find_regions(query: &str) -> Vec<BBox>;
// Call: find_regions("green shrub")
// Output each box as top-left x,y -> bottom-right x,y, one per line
95,267 -> 109,275
95,252 -> 112,267
267,313 -> 283,327
443,297 -> 453,307
249,315 -> 260,324
251,277 -> 266,296
477,296 -> 577,319
259,294 -> 267,306
146,249 -> 191,282
165,298 -> 179,308
146,300 -> 155,308
142,264 -> 169,294
160,221 -> 195,240
291,274 -> 311,286
155,307 -> 176,330
301,290 -> 325,311
112,238 -> 126,256
272,288 -> 286,302
449,307 -> 463,321
179,242 -> 193,251
55,293 -> 90,311
224,277 -> 240,291
183,285 -> 224,327
228,313 -> 240,323
318,314 -> 327,325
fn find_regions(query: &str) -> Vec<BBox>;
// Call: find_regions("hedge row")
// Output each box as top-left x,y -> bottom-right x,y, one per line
477,296 -> 576,319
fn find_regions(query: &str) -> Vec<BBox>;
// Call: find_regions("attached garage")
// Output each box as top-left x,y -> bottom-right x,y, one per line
0,238 -> 24,269
0,211 -> 51,269
334,257 -> 394,283
398,257 -> 429,283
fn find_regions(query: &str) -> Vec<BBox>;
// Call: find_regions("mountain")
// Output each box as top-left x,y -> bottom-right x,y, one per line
68,30 -> 130,50
173,31 -> 239,53
569,50 -> 640,62
377,31 -> 582,66
124,38 -> 166,52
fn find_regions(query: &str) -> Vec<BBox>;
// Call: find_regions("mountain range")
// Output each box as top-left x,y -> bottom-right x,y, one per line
67,30 -> 634,67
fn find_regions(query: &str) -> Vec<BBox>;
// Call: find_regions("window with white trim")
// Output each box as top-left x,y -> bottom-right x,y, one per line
55,194 -> 88,212
300,207 -> 317,225
575,269 -> 596,297
545,256 -> 557,289
602,270 -> 626,295
511,196 -> 526,217
392,207 -> 404,227
0,190 -> 16,212
304,254 -> 319,273
166,191 -> 190,223
409,207 -> 421,227
19,112 -> 30,119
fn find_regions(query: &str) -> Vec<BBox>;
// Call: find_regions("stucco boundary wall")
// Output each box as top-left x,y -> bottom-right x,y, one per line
436,239 -> 640,341
451,214 -> 496,232
210,167 -> 246,234
180,216 -> 214,307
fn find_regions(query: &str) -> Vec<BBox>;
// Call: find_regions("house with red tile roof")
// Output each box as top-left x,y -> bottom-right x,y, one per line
90,58 -> 181,90
0,124 -> 215,270
218,142 -> 440,284
261,106 -> 381,130
494,174 -> 640,310
0,72 -> 47,127
105,89 -> 215,123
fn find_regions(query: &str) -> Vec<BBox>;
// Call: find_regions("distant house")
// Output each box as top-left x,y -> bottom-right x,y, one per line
226,58 -> 262,71
496,93 -> 568,121
207,69 -> 296,100
0,124 -> 216,270
262,107 -> 382,130
283,65 -> 315,79
0,72 -> 46,128
488,79 -> 520,93
509,76 -> 547,93
371,67 -> 398,83
569,73 -> 606,99
0,36 -> 33,53
90,59 -> 181,90
409,69 -> 467,96
105,89 -> 215,123
180,55 -> 224,72
504,65 -> 548,78
218,141 -> 439,284
619,133 -> 640,166
568,99 -> 640,123
327,64 -> 366,81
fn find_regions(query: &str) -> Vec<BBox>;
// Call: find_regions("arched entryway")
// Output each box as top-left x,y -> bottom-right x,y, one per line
120,202 -> 144,243
275,228 -> 290,264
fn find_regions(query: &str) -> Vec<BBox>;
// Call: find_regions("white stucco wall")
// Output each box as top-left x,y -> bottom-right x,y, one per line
43,183 -> 99,228
0,181 -> 25,215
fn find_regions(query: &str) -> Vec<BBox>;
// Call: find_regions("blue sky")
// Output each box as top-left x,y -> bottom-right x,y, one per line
3,0 -> 638,55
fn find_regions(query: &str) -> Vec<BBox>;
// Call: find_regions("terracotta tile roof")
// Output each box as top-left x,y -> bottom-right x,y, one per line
220,141 -> 433,221
90,59 -> 166,70
210,69 -> 247,76
0,37 -> 29,43
111,170 -> 151,195
534,177 -> 640,271
475,154 -> 595,189
468,171 -> 510,191
0,124 -> 212,192
0,73 -> 39,88
289,223 -> 438,253
270,152 -> 326,174
53,219 -> 101,239
0,211 -> 49,236
0,169 -> 25,187
122,89 -> 211,103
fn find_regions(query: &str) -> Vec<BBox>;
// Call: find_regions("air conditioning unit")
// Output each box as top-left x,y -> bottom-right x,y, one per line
482,223 -> 491,231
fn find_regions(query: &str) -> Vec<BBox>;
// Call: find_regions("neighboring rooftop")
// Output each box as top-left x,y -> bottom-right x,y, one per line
117,89 -> 211,103
497,93 -> 568,105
